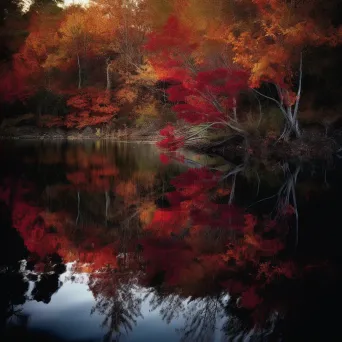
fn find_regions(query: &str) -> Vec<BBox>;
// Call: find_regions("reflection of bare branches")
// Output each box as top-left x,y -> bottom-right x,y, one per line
220,164 -> 245,206
145,290 -> 186,324
89,268 -> 143,342
179,296 -> 225,342
245,162 -> 301,249
229,174 -> 237,205
275,163 -> 300,248
146,290 -> 225,342
220,144 -> 250,205
6,308 -> 30,330
223,302 -> 280,342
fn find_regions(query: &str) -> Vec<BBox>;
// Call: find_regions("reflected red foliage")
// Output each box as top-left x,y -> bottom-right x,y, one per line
159,153 -> 171,165
1,149 -> 334,337
240,287 -> 263,309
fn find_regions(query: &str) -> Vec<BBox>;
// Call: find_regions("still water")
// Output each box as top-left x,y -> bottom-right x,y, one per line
1,141 -> 342,342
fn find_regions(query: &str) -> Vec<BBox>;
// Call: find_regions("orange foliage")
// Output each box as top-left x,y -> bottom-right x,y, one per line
139,201 -> 157,226
214,0 -> 342,89
115,180 -> 137,199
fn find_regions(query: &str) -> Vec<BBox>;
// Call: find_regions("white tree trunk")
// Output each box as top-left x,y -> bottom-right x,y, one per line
254,53 -> 303,140
276,164 -> 300,249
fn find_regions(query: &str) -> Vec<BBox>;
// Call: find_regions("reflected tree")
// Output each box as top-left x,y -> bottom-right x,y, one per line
89,266 -> 143,342
275,163 -> 300,248
178,296 -> 225,342
0,202 -> 29,333
28,254 -> 66,304
146,291 -> 186,324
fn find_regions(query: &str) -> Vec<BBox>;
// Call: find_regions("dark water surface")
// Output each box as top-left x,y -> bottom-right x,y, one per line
1,141 -> 342,342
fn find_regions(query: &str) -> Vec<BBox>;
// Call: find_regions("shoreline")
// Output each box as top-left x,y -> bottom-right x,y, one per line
0,126 -> 160,143
1,126 -> 340,163
0,136 -> 158,143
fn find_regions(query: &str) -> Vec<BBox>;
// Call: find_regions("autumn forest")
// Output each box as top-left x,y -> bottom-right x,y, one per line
0,0 -> 342,150
1,1 -> 342,342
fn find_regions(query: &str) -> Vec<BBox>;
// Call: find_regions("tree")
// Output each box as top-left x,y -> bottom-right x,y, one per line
57,7 -> 89,90
0,1 -> 63,121
146,16 -> 249,148
93,0 -> 149,78
0,0 -> 27,62
211,0 -> 342,139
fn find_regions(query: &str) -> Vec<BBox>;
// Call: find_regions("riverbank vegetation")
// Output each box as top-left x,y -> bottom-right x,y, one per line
1,0 -> 342,154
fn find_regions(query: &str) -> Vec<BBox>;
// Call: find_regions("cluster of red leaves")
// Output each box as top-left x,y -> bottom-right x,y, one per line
145,16 -> 197,56
144,168 -> 222,237
12,200 -> 118,272
0,67 -> 32,103
164,168 -> 245,230
141,164 -> 296,308
146,15 -> 249,140
0,169 -> 121,273
144,15 -> 197,82
66,163 -> 119,192
159,153 -> 171,165
46,89 -> 119,129
157,124 -> 185,151
167,68 -> 249,125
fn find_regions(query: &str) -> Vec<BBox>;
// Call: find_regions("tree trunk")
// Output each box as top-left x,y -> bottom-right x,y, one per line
281,118 -> 301,141
277,163 -> 300,249
105,191 -> 110,225
255,53 -> 303,141
106,59 -> 111,91
76,191 -> 80,225
77,53 -> 82,90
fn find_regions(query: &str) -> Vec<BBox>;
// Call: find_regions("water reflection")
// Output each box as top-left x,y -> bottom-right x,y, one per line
0,141 -> 341,341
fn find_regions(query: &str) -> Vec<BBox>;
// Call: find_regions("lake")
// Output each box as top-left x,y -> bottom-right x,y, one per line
1,141 -> 342,342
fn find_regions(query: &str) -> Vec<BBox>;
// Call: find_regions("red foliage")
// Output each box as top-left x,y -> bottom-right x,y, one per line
66,171 -> 88,185
240,287 -> 263,309
159,153 -> 170,165
145,208 -> 188,237
157,136 -> 185,151
170,168 -> 220,196
46,89 -> 119,129
145,16 -> 196,83
145,16 -> 197,55
146,16 -> 249,150
140,237 -> 197,287
160,124 -> 175,137
66,165 -> 118,192
157,124 -> 185,151
167,68 -> 249,125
